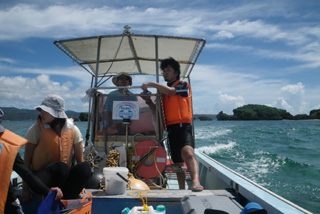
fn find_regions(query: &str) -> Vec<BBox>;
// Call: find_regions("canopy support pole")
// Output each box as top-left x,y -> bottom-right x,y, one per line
90,36 -> 102,144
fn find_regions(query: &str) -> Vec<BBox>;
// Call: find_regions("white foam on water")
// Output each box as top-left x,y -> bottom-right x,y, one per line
195,129 -> 232,140
198,141 -> 236,154
237,151 -> 282,186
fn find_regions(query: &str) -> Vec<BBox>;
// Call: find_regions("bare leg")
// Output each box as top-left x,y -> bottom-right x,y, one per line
181,145 -> 200,186
175,162 -> 186,189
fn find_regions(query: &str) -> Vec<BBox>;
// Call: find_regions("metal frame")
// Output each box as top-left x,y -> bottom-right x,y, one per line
54,26 -> 206,147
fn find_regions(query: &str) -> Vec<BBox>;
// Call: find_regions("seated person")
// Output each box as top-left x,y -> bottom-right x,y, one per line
103,72 -> 138,134
22,95 -> 91,202
0,108 -> 63,214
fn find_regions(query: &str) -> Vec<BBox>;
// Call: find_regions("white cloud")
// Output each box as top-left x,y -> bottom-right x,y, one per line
0,1 -> 319,116
0,64 -> 91,84
0,74 -> 89,111
206,42 -> 320,70
190,64 -> 318,115
281,82 -> 305,95
214,92 -> 245,114
0,2 -> 316,45
218,92 -> 245,105
213,31 -> 234,39
0,57 -> 16,64
275,97 -> 294,113
272,83 -> 310,115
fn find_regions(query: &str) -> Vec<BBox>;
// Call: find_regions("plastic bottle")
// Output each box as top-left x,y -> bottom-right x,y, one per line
156,205 -> 166,214
122,207 -> 131,214
130,205 -> 155,214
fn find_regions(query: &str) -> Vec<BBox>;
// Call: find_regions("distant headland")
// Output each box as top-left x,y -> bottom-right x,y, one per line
216,104 -> 320,121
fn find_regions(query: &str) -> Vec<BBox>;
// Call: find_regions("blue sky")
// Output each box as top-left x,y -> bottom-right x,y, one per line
0,0 -> 319,115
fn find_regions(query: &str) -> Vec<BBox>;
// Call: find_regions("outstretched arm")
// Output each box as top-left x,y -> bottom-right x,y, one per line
141,82 -> 176,95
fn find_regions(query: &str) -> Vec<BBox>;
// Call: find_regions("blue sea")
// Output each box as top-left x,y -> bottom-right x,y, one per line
3,120 -> 319,213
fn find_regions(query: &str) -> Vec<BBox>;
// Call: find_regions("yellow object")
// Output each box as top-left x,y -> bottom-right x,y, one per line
128,174 -> 150,191
143,204 -> 149,211
106,144 -> 120,167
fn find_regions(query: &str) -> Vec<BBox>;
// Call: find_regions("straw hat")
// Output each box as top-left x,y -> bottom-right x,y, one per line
112,72 -> 132,86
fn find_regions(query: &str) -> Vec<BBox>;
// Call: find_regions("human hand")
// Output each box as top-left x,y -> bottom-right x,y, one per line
48,187 -> 63,200
140,90 -> 151,102
140,82 -> 149,91
80,188 -> 87,194
20,188 -> 33,203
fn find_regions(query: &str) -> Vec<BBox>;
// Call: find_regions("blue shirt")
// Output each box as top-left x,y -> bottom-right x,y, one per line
104,90 -> 138,112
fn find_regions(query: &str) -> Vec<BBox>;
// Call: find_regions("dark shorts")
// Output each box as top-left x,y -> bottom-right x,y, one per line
167,123 -> 194,163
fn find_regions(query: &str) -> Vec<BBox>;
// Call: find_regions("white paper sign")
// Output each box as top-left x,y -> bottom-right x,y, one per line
112,101 -> 140,120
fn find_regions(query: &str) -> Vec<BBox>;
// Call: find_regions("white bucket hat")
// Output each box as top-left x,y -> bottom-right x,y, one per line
112,72 -> 132,86
35,95 -> 68,119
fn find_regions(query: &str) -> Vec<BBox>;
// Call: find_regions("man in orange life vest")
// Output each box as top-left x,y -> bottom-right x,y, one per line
0,108 -> 63,214
141,57 -> 203,191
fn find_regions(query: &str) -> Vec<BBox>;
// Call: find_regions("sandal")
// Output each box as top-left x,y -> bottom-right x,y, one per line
192,183 -> 204,192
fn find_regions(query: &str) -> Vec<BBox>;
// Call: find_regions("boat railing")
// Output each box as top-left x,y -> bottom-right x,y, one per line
196,149 -> 312,214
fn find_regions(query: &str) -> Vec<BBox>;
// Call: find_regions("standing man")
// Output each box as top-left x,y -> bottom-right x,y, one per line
141,57 -> 203,191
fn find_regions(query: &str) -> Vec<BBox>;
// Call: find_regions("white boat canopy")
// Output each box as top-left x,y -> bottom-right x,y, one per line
54,26 -> 206,81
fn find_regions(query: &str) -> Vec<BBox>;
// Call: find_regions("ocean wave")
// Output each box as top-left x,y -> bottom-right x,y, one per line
235,151 -> 313,186
195,129 -> 232,140
198,141 -> 236,154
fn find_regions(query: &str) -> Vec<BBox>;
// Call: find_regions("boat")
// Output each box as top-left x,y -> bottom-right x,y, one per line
13,26 -> 312,214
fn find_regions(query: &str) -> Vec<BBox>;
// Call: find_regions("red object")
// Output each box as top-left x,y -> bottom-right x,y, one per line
133,140 -> 167,179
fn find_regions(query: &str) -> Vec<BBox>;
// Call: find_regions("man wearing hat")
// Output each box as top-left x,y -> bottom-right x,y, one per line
22,95 -> 91,202
0,108 -> 63,213
103,72 -> 138,134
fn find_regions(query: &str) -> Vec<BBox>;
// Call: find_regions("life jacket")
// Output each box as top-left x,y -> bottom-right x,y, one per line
31,118 -> 75,171
0,130 -> 28,214
163,80 -> 193,126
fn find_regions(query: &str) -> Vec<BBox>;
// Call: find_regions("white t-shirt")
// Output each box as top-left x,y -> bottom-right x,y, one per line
25,119 -> 83,145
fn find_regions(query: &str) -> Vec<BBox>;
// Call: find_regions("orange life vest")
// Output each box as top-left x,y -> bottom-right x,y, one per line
163,80 -> 193,125
31,119 -> 75,171
0,130 -> 28,214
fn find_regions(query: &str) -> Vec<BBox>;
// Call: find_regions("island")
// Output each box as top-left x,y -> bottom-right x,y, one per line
216,104 -> 320,121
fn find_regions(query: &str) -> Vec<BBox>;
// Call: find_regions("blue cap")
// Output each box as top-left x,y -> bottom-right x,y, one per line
240,202 -> 266,214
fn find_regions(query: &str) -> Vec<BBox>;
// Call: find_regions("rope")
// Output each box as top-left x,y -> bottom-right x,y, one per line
159,94 -> 167,131
127,186 -> 167,209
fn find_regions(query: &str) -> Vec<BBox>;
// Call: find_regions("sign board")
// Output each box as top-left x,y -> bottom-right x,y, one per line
112,101 -> 140,120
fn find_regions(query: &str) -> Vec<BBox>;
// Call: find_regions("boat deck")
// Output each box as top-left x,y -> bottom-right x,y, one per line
87,189 -> 243,213
89,189 -> 234,199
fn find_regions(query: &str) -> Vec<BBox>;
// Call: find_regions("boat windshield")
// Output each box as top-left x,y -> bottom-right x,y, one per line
95,91 -> 158,141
